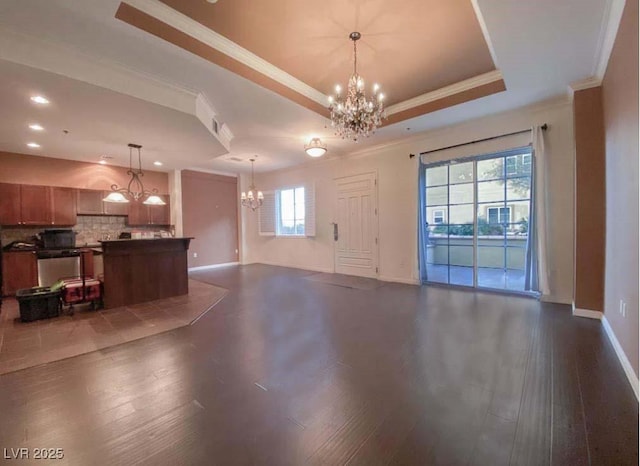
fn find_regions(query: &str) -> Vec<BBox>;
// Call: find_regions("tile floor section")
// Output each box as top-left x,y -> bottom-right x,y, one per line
0,279 -> 227,375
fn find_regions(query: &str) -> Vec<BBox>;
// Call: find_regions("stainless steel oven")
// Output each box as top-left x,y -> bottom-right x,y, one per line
37,250 -> 80,287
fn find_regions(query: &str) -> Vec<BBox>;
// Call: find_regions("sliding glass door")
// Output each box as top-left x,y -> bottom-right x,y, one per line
422,148 -> 533,293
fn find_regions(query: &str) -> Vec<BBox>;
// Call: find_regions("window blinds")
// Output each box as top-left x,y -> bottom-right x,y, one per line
257,184 -> 316,237
258,191 -> 276,236
304,183 -> 316,237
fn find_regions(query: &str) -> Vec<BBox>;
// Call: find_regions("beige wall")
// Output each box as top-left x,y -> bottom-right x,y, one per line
0,151 -> 169,193
573,87 -> 606,312
602,0 -> 639,376
242,98 -> 575,303
181,170 -> 239,268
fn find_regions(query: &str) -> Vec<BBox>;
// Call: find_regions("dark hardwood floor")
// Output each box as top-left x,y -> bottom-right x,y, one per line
0,264 -> 636,465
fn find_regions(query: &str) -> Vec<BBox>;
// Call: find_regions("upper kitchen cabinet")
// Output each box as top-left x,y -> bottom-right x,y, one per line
20,185 -> 52,225
0,183 -> 21,225
102,191 -> 129,216
51,187 -> 77,226
149,195 -> 170,225
0,183 -> 53,226
77,189 -> 104,215
126,195 -> 170,226
77,189 -> 129,216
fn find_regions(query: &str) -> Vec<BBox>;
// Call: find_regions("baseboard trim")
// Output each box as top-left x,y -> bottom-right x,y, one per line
602,316 -> 639,401
378,275 -> 420,286
572,305 -> 603,320
189,262 -> 239,272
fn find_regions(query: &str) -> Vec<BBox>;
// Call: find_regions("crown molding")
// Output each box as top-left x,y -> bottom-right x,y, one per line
346,95 -> 571,159
568,76 -> 602,96
470,0 -> 500,67
386,70 -> 504,116
195,93 -> 233,150
123,0 -> 328,107
593,0 -> 626,80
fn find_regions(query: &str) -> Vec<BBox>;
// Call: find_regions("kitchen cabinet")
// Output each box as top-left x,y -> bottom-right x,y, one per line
102,191 -> 129,215
77,189 -> 128,216
126,195 -> 170,226
51,187 -> 77,225
0,183 -> 21,225
2,251 -> 38,296
77,189 -> 104,215
0,183 -> 53,226
20,185 -> 52,225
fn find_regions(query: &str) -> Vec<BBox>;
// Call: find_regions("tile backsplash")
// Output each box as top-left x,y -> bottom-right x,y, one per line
1,215 -> 170,247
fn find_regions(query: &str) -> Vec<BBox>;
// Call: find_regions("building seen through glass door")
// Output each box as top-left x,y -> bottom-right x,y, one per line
423,148 -> 533,292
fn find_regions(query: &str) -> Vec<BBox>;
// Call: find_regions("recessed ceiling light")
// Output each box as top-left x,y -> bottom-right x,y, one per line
30,95 -> 50,105
99,160 -> 107,165
29,124 -> 44,131
153,161 -> 163,166
27,142 -> 41,148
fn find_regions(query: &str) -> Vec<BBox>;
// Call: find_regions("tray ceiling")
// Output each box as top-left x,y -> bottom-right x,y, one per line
116,0 -> 506,124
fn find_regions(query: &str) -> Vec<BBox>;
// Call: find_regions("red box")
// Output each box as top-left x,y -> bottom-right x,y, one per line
61,278 -> 101,304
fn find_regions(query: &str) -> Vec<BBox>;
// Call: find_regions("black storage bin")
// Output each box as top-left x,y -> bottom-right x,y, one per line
16,287 -> 61,322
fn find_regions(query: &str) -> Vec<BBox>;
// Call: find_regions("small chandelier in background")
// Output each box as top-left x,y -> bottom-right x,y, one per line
304,137 -> 327,157
241,158 -> 264,211
103,143 -> 166,205
328,32 -> 386,142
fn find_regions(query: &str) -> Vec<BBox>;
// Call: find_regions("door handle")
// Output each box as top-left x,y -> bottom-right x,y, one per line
331,222 -> 338,241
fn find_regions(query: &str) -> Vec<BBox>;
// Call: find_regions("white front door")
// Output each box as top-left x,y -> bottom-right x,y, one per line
334,173 -> 378,278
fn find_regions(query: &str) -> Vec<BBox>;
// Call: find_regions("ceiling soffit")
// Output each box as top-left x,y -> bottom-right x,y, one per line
116,0 -> 506,125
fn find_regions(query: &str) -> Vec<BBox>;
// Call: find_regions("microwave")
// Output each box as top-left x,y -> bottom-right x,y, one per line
41,229 -> 77,249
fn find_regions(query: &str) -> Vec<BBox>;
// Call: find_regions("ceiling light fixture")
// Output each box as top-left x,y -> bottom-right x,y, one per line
304,137 -> 327,157
153,161 -> 163,166
26,142 -> 41,148
99,160 -> 107,165
241,158 -> 263,211
30,95 -> 50,105
29,124 -> 44,131
329,32 -> 385,142
103,143 -> 166,205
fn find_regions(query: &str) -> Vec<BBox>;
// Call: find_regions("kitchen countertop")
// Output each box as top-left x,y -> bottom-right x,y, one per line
99,237 -> 192,243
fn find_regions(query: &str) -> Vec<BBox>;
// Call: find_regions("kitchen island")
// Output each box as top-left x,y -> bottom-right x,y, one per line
101,237 -> 192,309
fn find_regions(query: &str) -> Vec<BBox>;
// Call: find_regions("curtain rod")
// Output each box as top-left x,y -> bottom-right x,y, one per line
412,123 -> 548,158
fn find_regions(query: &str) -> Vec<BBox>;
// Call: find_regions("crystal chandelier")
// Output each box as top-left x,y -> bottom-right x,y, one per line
103,143 -> 166,205
329,32 -> 385,142
241,158 -> 263,211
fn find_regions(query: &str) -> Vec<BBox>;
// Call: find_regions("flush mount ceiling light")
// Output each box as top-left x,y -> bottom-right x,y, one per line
103,143 -> 166,205
153,161 -> 163,166
240,158 -> 263,211
26,142 -> 41,148
304,137 -> 327,157
30,95 -> 49,105
328,32 -> 386,142
28,123 -> 44,131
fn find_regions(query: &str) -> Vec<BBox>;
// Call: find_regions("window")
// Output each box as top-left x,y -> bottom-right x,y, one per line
277,187 -> 305,236
505,156 -> 517,175
522,154 -> 532,171
433,209 -> 445,224
487,206 -> 511,224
